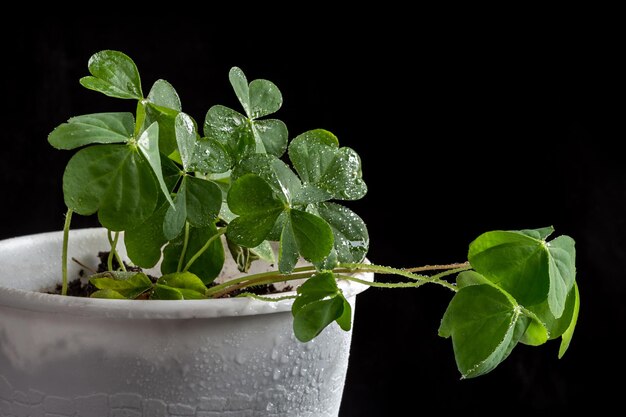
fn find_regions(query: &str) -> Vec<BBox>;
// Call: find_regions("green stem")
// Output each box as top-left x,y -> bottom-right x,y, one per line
61,208 -> 73,296
204,265 -> 318,297
177,222 -> 191,272
206,262 -> 470,299
106,231 -> 126,272
335,274 -> 421,288
338,263 -> 463,292
183,227 -> 227,272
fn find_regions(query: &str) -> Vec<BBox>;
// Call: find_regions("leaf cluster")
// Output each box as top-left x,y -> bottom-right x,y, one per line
48,51 -> 580,379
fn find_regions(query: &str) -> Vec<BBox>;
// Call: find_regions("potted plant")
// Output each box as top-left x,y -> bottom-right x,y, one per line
0,50 -> 579,417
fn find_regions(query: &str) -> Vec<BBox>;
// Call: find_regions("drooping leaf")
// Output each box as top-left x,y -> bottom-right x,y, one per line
151,284 -> 183,300
137,122 -> 174,207
157,272 -> 207,297
559,283 -> 580,358
63,144 -> 158,231
161,224 -> 225,284
288,129 -> 367,203
524,284 -> 578,343
292,272 -> 349,342
48,112 -> 134,150
546,235 -> 576,318
91,289 -> 127,299
520,226 -> 554,240
469,230 -> 576,318
226,174 -> 285,247
90,272 -> 152,299
79,50 -> 143,99
468,231 -> 550,307
439,284 -> 530,378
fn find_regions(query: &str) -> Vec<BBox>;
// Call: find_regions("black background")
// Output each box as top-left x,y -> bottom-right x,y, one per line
0,21 -> 622,415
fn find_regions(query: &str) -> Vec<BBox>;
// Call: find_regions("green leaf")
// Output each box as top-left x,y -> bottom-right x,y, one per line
48,112 -> 134,150
125,201 -> 170,268
79,50 -> 143,99
227,174 -> 285,248
229,67 -> 283,120
559,283 -> 580,358
91,289 -> 126,299
151,284 -> 183,300
63,144 -> 158,231
175,112 -> 231,173
137,122 -> 175,207
314,202 -> 369,264
163,178 -> 187,240
439,284 -> 530,378
252,119 -> 288,157
292,272 -> 349,342
546,235 -> 576,318
229,67 -> 251,115
140,79 -> 183,155
161,224 -> 225,284
456,270 -> 492,288
90,272 -> 152,299
279,215 -> 299,273
232,154 -> 302,203
249,78 -> 283,119
203,105 -> 255,164
147,79 -> 181,111
289,209 -> 334,263
251,240 -> 275,263
468,231 -> 549,307
288,129 -> 367,203
157,272 -> 206,297
185,176 -> 222,226
524,283 -> 578,343
164,176 -> 222,240
469,230 -> 577,319
520,226 -> 554,240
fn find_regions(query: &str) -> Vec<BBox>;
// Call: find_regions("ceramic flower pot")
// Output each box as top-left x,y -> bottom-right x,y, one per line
0,228 -> 371,417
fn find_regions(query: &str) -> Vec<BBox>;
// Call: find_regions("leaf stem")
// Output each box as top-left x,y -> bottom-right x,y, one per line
177,222 -> 191,272
61,208 -> 73,296
106,231 -> 126,272
183,227 -> 227,272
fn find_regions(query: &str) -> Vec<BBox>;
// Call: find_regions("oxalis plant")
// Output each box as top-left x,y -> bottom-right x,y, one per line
47,50 -> 580,379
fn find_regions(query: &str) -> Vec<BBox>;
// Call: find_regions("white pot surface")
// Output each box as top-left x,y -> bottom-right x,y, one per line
0,228 -> 371,417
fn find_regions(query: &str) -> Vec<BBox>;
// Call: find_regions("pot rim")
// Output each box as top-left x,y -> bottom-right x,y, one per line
0,228 -> 372,319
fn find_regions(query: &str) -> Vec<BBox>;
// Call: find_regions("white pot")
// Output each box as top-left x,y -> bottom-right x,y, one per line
0,228 -> 371,417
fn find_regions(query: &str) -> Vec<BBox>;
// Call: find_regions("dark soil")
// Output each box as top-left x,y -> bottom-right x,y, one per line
51,252 -> 293,299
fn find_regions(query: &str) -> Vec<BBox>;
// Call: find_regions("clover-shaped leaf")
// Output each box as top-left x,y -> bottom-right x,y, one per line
79,50 -> 143,100
175,113 -> 230,174
439,284 -> 530,378
203,67 -> 288,162
288,129 -> 367,204
63,144 -> 159,231
292,272 -> 351,342
468,227 -> 576,318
